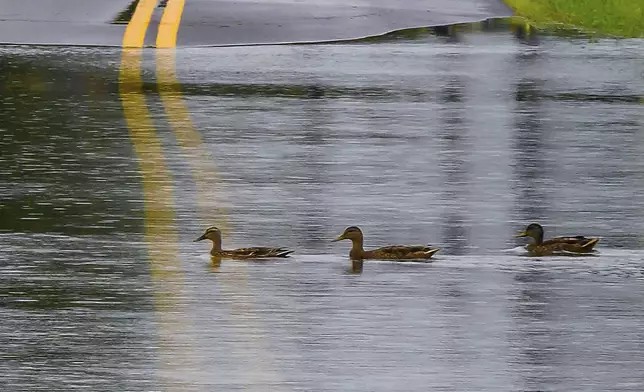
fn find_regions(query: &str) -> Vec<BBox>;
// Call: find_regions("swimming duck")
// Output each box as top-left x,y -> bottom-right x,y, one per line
516,223 -> 600,256
194,226 -> 294,259
332,226 -> 440,261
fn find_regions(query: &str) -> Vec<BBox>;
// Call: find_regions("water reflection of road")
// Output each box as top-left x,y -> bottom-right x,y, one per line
153,49 -> 290,391
512,52 -> 549,224
120,48 -> 201,391
287,82 -> 332,253
510,47 -> 562,391
438,73 -> 470,255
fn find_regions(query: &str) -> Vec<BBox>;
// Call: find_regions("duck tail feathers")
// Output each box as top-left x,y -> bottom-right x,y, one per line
425,248 -> 440,256
276,249 -> 295,257
582,238 -> 600,249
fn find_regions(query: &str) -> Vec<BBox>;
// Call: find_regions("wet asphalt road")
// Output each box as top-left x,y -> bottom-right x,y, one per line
0,0 -> 512,47
0,0 -> 132,46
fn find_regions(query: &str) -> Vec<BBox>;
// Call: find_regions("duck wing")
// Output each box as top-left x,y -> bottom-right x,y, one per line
225,247 -> 294,259
543,236 -> 600,250
529,236 -> 600,256
367,245 -> 440,260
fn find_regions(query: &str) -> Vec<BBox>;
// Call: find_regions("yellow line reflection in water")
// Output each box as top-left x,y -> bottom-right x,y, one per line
156,51 -> 228,231
122,0 -> 158,48
119,49 -> 195,390
157,0 -> 186,48
155,50 -> 286,389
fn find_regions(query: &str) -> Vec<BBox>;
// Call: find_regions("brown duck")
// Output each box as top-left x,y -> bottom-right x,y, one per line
516,223 -> 600,256
194,226 -> 293,259
332,226 -> 440,261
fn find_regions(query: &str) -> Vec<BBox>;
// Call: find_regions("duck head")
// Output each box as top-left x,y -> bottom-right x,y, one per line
332,226 -> 363,242
516,223 -> 544,244
194,226 -> 222,242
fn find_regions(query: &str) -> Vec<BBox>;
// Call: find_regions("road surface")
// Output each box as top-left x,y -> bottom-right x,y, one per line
0,0 -> 513,47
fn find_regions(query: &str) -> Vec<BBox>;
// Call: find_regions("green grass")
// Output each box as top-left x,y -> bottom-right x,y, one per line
504,0 -> 644,38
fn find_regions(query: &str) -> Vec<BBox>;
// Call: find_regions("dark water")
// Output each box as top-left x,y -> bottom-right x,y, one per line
1,27 -> 644,391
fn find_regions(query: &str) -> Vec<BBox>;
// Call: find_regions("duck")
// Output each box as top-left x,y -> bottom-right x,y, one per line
516,223 -> 600,256
332,226 -> 440,261
194,226 -> 294,259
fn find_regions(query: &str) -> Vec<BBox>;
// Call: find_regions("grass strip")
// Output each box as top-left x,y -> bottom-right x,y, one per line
504,0 -> 644,37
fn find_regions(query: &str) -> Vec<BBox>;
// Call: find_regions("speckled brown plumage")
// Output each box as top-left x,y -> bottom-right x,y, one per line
194,226 -> 293,259
332,226 -> 439,261
516,223 -> 600,256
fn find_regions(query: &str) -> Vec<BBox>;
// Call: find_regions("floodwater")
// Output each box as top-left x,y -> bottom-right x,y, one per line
1,24 -> 644,391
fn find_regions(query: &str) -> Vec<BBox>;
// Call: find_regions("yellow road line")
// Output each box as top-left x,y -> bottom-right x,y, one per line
122,0 -> 158,48
157,0 -> 186,48
120,49 -> 195,389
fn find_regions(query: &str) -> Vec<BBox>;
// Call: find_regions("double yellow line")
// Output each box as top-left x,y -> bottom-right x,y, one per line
123,0 -> 186,48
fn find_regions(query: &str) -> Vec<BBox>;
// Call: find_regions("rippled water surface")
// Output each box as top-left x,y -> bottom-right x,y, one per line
1,28 -> 644,391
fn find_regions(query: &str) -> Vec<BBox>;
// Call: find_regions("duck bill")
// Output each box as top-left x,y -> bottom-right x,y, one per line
515,231 -> 528,238
331,234 -> 345,242
194,234 -> 207,242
